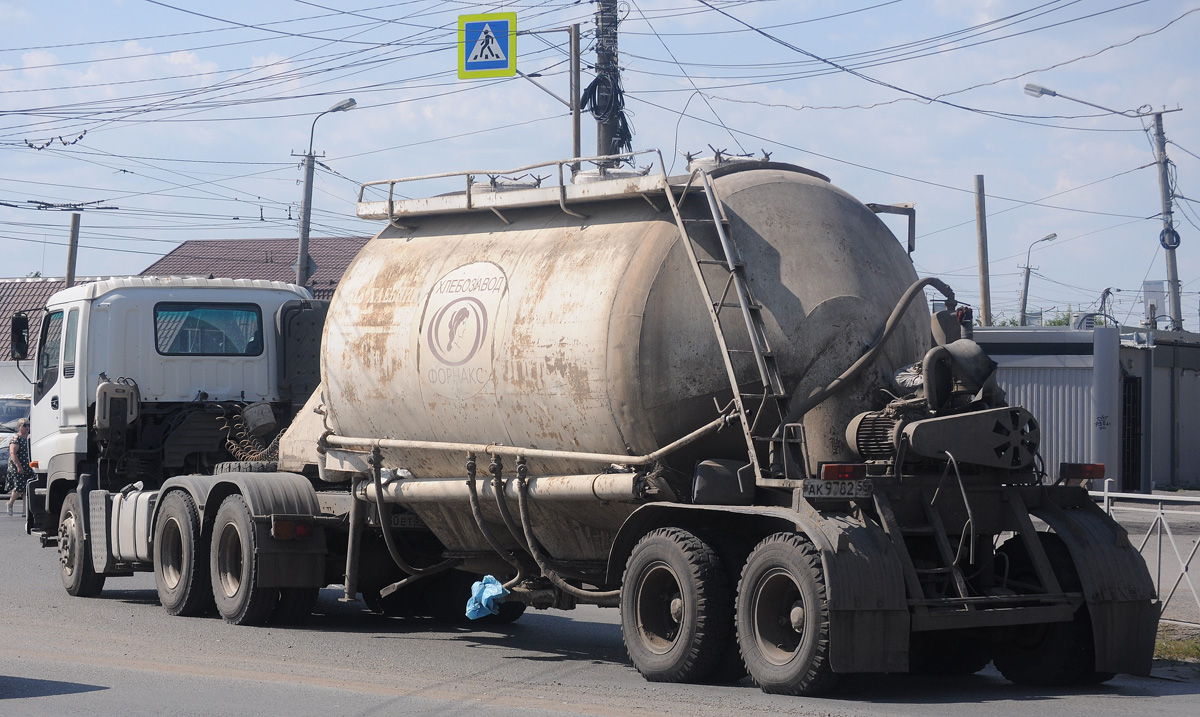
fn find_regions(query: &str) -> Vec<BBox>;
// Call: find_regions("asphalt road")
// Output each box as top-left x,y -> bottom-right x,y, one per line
1,511 -> 1198,716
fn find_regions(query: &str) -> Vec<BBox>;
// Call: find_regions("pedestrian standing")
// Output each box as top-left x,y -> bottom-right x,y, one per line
7,418 -> 32,516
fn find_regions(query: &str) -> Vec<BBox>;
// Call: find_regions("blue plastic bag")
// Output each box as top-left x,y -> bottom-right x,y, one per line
465,575 -> 510,619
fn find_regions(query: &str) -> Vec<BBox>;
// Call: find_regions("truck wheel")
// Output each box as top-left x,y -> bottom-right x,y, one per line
993,533 -> 1114,686
58,493 -> 106,597
210,494 -> 278,625
154,491 -> 213,616
620,527 -> 732,683
272,587 -> 320,625
213,461 -> 277,474
736,533 -> 837,696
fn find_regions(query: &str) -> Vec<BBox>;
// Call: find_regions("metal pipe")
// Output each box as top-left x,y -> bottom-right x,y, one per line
324,412 -> 731,466
515,472 -> 621,606
341,473 -> 367,602
360,471 -> 642,504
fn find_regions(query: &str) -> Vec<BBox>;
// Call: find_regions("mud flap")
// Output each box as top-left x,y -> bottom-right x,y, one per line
792,499 -> 910,674
1033,496 -> 1159,676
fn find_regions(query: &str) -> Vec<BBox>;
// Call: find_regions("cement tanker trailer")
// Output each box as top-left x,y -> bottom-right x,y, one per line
39,150 -> 1156,697
310,150 -> 1158,694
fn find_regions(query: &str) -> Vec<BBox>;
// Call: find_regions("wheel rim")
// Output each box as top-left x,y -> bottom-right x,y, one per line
216,521 -> 244,599
635,560 -> 684,654
753,567 -> 805,665
160,517 -> 184,590
58,510 -> 77,576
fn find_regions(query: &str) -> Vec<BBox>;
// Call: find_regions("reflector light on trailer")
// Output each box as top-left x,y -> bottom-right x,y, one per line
29,461 -> 38,469
271,516 -> 316,540
272,520 -> 295,540
820,463 -> 867,481
1059,463 -> 1105,486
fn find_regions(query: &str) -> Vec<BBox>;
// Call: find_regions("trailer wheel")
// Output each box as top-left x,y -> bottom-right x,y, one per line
620,527 -> 732,683
993,533 -> 1114,686
210,494 -> 278,625
271,587 -> 319,625
736,533 -> 837,696
58,493 -> 106,597
909,631 -> 992,675
154,491 -> 213,616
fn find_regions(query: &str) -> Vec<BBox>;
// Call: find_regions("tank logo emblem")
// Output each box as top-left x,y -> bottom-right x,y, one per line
420,262 -> 507,399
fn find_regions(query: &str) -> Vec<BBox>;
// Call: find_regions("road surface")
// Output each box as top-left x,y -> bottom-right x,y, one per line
1,511 -> 1197,716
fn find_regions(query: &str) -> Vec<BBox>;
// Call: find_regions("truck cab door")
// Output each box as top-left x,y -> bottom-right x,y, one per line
29,310 -> 64,467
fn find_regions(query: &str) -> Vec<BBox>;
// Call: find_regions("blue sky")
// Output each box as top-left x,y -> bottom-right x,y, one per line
2,0 -> 1198,327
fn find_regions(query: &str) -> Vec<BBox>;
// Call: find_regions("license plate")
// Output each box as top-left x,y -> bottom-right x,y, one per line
802,478 -> 872,499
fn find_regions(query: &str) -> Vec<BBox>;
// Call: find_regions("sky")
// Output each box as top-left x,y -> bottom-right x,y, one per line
2,0 -> 1199,328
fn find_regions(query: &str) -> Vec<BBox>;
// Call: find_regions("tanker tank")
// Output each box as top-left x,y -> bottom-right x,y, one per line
322,160 -> 928,484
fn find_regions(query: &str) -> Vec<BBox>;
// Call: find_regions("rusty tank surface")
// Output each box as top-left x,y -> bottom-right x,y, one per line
295,150 -> 1158,697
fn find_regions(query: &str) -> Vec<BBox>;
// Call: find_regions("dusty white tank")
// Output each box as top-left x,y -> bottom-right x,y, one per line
322,161 -> 928,481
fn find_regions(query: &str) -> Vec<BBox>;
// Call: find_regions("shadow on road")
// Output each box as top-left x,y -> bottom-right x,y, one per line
0,675 -> 107,699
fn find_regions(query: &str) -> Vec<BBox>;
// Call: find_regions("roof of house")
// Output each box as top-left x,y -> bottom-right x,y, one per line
138,236 -> 369,300
0,277 -> 95,360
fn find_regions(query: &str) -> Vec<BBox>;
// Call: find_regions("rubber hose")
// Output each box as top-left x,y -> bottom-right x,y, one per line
464,457 -> 526,589
770,277 -> 955,468
371,447 -> 460,577
515,475 -> 620,606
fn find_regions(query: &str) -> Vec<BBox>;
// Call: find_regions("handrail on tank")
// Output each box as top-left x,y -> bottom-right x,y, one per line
321,411 -> 733,466
356,148 -> 667,207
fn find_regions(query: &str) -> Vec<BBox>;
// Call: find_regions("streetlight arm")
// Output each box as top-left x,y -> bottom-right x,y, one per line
1024,83 -> 1141,118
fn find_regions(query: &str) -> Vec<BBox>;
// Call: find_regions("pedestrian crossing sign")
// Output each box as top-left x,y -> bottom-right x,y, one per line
458,13 -> 517,79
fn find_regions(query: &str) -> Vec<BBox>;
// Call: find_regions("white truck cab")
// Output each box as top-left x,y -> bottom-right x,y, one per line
18,277 -> 322,535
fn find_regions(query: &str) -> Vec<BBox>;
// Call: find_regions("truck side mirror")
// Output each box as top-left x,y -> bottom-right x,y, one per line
10,312 -> 29,361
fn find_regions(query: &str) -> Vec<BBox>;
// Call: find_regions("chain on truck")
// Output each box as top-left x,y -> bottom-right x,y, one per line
9,150 -> 1158,696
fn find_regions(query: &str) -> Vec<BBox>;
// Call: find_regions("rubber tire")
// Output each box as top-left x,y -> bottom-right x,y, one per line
153,491 -> 213,616
993,533 -> 1115,686
736,533 -> 837,696
210,494 -> 278,625
213,461 -> 277,474
620,527 -> 732,684
272,587 -> 320,625
58,492 -> 106,597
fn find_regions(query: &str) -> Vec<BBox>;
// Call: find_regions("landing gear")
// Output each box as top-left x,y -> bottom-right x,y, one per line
620,528 -> 732,683
735,533 -> 837,696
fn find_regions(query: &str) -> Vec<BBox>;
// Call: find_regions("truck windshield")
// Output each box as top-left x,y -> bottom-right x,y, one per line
154,303 -> 263,356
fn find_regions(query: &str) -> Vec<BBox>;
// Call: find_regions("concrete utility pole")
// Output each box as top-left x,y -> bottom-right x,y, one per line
595,0 -> 619,156
65,212 -> 80,289
296,98 -> 356,288
1153,111 -> 1184,330
975,175 -> 993,326
1024,84 -> 1184,329
1018,232 -> 1057,326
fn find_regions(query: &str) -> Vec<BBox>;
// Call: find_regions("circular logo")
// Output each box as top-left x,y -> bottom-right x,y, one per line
426,296 -> 488,366
418,262 -> 508,400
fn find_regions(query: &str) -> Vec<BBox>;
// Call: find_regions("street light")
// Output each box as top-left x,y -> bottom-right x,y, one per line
1025,82 -> 1183,330
296,97 -> 357,288
1018,232 -> 1057,327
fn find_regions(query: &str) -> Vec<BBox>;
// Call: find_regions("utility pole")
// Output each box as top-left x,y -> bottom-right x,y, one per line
975,175 -> 993,326
595,0 -> 619,157
65,212 -> 80,289
1153,111 -> 1184,330
295,98 -> 355,288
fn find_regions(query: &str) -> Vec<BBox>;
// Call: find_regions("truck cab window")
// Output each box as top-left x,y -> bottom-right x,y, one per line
154,303 -> 263,356
63,308 -> 79,379
36,310 -> 64,400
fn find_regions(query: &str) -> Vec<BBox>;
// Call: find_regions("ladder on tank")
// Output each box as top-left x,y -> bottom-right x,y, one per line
661,169 -> 791,483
